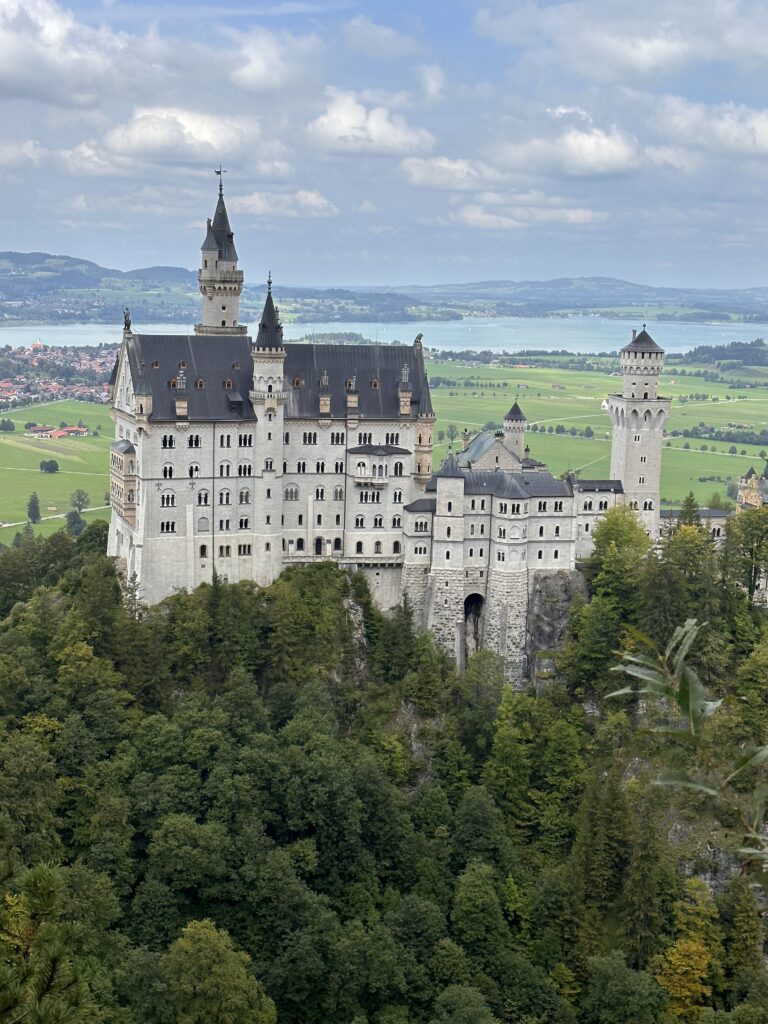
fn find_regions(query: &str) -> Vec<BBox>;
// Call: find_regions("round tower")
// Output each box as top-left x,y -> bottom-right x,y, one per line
502,401 -> 526,459
195,175 -> 246,335
608,326 -> 670,537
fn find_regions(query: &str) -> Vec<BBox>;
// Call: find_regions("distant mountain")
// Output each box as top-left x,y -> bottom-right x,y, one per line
1,251 -> 767,325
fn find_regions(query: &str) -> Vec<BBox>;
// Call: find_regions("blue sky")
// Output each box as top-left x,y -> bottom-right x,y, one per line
3,0 -> 768,288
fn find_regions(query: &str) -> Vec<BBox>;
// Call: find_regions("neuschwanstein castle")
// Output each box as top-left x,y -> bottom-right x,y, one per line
108,183 -> 670,679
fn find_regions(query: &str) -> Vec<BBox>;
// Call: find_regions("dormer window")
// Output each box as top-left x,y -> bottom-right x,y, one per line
232,362 -> 240,370
170,379 -> 177,389
371,378 -> 380,390
223,379 -> 233,390
179,361 -> 186,369
152,360 -> 159,369
292,377 -> 302,388
196,378 -> 205,390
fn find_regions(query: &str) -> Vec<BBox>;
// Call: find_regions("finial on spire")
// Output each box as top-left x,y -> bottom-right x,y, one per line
267,271 -> 272,293
215,165 -> 226,196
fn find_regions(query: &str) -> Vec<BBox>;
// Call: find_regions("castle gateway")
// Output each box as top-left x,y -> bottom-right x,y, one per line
108,184 -> 669,681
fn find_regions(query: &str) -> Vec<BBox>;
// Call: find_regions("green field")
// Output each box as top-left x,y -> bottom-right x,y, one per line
0,400 -> 112,545
428,358 -> 765,505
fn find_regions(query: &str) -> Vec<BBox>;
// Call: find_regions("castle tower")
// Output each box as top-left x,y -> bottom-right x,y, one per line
195,176 -> 246,335
502,401 -> 526,459
608,327 -> 670,536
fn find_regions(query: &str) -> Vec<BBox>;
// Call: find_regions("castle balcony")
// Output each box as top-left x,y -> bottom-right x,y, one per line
353,474 -> 389,487
198,269 -> 243,284
250,389 -> 287,403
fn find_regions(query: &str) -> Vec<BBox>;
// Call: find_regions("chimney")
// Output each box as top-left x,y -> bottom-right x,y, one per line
462,429 -> 470,451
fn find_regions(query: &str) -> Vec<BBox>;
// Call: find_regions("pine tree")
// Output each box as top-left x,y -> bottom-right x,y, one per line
623,801 -> 667,969
678,491 -> 703,528
26,491 -> 40,523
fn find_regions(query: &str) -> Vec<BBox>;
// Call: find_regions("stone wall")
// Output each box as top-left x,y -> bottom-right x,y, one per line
484,568 -> 529,685
525,569 -> 587,692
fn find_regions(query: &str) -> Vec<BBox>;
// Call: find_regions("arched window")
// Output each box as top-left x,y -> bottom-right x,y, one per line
239,489 -> 250,504
374,540 -> 382,553
219,490 -> 231,505
356,541 -> 363,554
196,379 -> 205,390
333,486 -> 344,500
539,525 -> 544,537
583,500 -> 593,511
393,489 -> 402,504
265,459 -> 273,471
537,549 -> 543,560
284,485 -> 299,501
219,462 -> 231,477
160,492 -> 176,507
189,463 -> 200,478
334,537 -> 342,551
316,487 -> 325,500
162,464 -> 174,479
393,462 -> 403,477
162,434 -> 175,449
238,464 -> 252,477
445,551 -> 450,560
199,544 -> 208,557
239,517 -> 250,530
355,516 -> 364,528
357,461 -> 366,476
198,517 -> 209,532
197,490 -> 209,506
188,434 -> 201,448
447,501 -> 452,512
392,515 -> 402,528
296,538 -> 305,552
393,541 -> 401,554
374,515 -> 383,528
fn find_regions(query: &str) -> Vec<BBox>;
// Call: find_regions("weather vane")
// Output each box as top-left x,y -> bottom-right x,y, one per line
214,165 -> 226,195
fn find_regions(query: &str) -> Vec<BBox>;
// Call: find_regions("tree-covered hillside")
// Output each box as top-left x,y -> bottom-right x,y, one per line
1,509 -> 768,1023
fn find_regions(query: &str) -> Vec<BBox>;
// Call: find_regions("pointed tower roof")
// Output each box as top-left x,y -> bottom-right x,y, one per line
504,401 -> 526,421
417,374 -> 434,416
201,189 -> 238,261
435,452 -> 464,478
621,326 -> 663,354
255,275 -> 284,350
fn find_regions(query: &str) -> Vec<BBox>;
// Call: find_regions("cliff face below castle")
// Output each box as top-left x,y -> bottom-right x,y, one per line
526,569 -> 588,691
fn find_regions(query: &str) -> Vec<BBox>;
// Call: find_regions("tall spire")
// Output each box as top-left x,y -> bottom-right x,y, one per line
195,174 -> 245,335
255,275 -> 284,350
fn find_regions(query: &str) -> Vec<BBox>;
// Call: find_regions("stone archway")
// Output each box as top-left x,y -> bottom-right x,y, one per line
464,593 -> 485,659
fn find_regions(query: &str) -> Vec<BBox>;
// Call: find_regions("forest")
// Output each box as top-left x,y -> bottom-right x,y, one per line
2,501 -> 768,1024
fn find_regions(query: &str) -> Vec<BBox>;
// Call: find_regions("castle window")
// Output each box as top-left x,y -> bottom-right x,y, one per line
554,501 -> 563,512
470,524 -> 475,536
480,524 -> 485,535
554,549 -> 559,559
392,515 -> 402,528
284,486 -> 299,501
471,499 -> 476,510
555,525 -> 560,537
296,538 -> 305,551
239,433 -> 253,447
599,500 -> 608,511
218,490 -> 231,506
266,515 -> 271,525
298,514 -> 304,525
239,517 -> 250,530
356,516 -> 364,528
480,500 -> 486,510
393,462 -> 404,477
316,461 -> 325,473
316,487 -> 325,500
499,502 -> 508,514
161,492 -> 176,507
162,464 -> 174,479
371,378 -> 379,390
152,360 -> 159,368
238,464 -> 253,477
284,432 -> 290,444
356,541 -> 363,554
189,464 -> 200,478
317,513 -> 322,525
197,490 -> 209,506
160,521 -> 176,534
537,549 -> 543,560
447,526 -> 452,538
585,523 -> 590,533
223,379 -> 233,389
639,476 -> 645,484
161,434 -> 175,449
445,551 -> 450,560
265,459 -> 273,471
479,548 -> 483,557
538,501 -> 547,512
374,515 -> 383,528
170,379 -> 177,389
498,527 -> 506,538
469,547 -> 474,558
334,486 -> 344,500
374,540 -> 382,553
583,500 -> 593,511
266,542 -> 271,551
196,378 -> 205,389
297,461 -> 306,473
239,489 -> 250,504
539,525 -> 544,537
199,544 -> 207,558
640,455 -> 647,463
393,489 -> 402,504
219,463 -> 231,477
293,377 -> 303,388
634,434 -> 641,442
218,545 -> 231,557
238,544 -> 252,556
393,541 -> 401,554
188,434 -> 201,448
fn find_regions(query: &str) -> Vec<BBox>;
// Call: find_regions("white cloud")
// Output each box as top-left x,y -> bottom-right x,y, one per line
454,200 -> 607,230
230,26 -> 320,91
401,156 -> 504,190
658,97 -> 768,157
343,15 -> 419,58
0,140 -> 45,168
103,107 -> 258,161
500,127 -> 639,177
230,188 -> 338,217
418,63 -> 446,104
306,89 -> 434,154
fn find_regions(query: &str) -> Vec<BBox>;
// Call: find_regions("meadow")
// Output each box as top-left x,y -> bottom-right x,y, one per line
0,400 -> 112,545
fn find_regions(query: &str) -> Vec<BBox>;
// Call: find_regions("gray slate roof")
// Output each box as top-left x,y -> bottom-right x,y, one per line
347,444 -> 412,456
111,438 -> 135,454
124,333 -> 256,422
573,479 -> 624,493
622,327 -> 663,354
283,343 -> 430,421
404,497 -> 437,513
256,291 -> 283,350
661,508 -> 733,519
201,193 -> 238,262
427,467 -> 572,499
123,333 -> 433,424
504,401 -> 526,421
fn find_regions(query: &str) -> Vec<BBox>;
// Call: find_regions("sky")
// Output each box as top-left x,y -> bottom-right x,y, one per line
3,0 -> 768,289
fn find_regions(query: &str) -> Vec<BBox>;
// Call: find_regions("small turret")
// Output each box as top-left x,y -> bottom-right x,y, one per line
502,400 -> 526,458
619,325 -> 664,400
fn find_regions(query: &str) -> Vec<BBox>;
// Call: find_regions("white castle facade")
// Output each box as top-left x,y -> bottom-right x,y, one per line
107,186 -> 670,680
